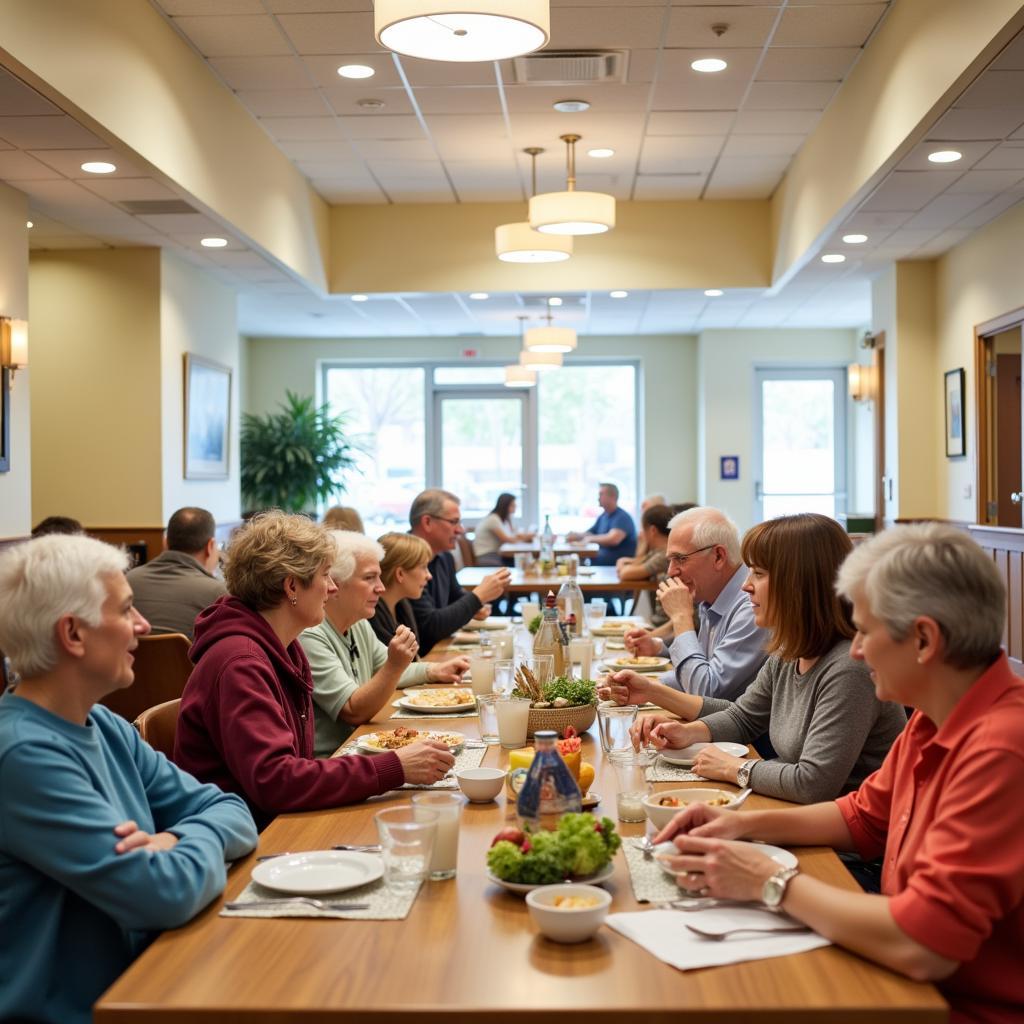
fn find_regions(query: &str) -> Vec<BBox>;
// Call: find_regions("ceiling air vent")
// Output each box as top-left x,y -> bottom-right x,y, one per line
512,50 -> 627,86
117,200 -> 199,215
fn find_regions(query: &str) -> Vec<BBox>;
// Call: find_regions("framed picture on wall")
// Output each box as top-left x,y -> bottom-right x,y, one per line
944,367 -> 966,458
184,354 -> 231,479
0,368 -> 10,473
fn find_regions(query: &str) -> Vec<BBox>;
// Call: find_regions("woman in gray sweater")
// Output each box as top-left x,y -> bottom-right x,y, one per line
604,514 -> 906,804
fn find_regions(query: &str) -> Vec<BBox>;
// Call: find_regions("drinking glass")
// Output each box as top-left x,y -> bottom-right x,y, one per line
495,695 -> 532,749
585,599 -> 607,634
468,651 -> 495,696
493,658 -> 515,696
568,637 -> 594,680
492,630 -> 514,660
608,749 -> 652,823
375,806 -> 438,892
516,653 -> 555,689
475,693 -> 500,744
519,601 -> 540,625
598,703 -> 639,754
412,792 -> 463,880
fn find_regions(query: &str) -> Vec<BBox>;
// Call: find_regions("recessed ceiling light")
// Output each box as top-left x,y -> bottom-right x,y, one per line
338,64 -> 375,79
842,233 -> 868,244
691,58 -> 728,73
928,149 -> 962,163
610,290 -> 628,299
588,148 -> 615,159
81,161 -> 116,174
26,220 -> 33,229
553,99 -> 590,113
547,297 -> 562,306
351,294 -> 369,302
821,253 -> 846,263
704,289 -> 724,297
357,98 -> 386,110
469,292 -> 488,300
200,237 -> 228,248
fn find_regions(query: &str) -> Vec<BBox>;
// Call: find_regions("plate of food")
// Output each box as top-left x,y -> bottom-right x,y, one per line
658,741 -> 748,766
590,620 -> 644,637
397,688 -> 475,714
251,850 -> 383,895
603,655 -> 671,673
463,617 -> 512,630
357,727 -> 465,754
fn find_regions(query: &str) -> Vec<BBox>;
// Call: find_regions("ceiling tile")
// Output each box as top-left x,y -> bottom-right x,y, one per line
267,0 -> 372,11
975,142 -> 1024,170
704,155 -> 789,198
78,178 -> 181,202
424,114 -> 507,138
13,179 -> 120,216
632,175 -> 705,199
30,148 -> 151,178
956,192 -> 1024,227
236,89 -> 332,117
324,88 -> 415,116
639,136 -> 723,173
732,109 -> 822,133
296,158 -> 372,178
744,81 -> 839,111
399,57 -> 498,88
353,139 -> 437,160
956,70 -> 1024,109
260,116 -> 343,141
276,12 -> 377,54
136,212 -> 225,233
647,111 -> 736,135
548,6 -> 668,49
333,114 -> 424,139
371,159 -> 449,182
504,83 -> 653,115
946,168 -> 1024,194
665,7 -> 780,48
0,151 -> 63,180
434,133 -> 517,161
208,56 -> 311,90
860,170 -> 962,212
172,14 -> 292,56
0,69 -> 62,116
773,4 -> 888,47
311,180 -> 387,202
991,29 -> 1024,70
757,47 -> 860,81
722,133 -> 805,157
302,54 -> 404,89
903,193 -> 992,230
896,140 -> 996,172
157,0 -> 264,13
412,87 -> 503,115
277,138 -> 360,160
0,115 -> 104,149
929,107 -> 1024,141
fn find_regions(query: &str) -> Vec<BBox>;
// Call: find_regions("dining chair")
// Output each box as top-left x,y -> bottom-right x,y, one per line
100,633 -> 192,721
133,698 -> 181,760
457,534 -> 477,568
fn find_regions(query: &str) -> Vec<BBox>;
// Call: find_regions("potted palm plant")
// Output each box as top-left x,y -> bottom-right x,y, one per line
241,391 -> 359,515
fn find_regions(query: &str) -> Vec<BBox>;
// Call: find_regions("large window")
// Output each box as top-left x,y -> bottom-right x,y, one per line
321,361 -> 639,532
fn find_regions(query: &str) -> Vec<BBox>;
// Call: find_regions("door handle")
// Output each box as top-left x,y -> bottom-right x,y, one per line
1011,492 -> 1023,505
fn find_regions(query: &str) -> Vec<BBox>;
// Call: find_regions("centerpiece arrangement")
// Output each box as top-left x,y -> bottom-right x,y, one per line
513,667 -> 598,737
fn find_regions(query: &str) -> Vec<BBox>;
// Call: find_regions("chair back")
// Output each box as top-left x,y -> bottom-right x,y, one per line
457,534 -> 477,568
101,633 -> 192,721
134,699 -> 181,760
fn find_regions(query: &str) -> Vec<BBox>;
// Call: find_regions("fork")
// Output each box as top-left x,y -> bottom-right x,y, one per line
685,922 -> 809,940
224,897 -> 370,911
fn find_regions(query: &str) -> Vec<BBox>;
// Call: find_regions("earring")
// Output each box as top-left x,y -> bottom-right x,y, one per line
290,597 -> 298,606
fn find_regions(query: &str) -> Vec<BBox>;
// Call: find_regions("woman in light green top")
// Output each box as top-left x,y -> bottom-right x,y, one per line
301,532 -> 469,757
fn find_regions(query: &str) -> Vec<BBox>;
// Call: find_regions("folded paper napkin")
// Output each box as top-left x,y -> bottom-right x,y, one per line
338,742 -> 487,790
606,906 -> 830,970
646,758 -> 703,783
220,877 -> 419,921
623,837 -> 686,903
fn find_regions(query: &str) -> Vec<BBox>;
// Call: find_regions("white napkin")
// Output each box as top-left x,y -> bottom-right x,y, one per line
606,906 -> 830,970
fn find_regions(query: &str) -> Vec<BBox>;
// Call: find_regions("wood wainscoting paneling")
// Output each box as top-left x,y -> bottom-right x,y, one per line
968,525 -> 1024,674
87,528 -> 165,565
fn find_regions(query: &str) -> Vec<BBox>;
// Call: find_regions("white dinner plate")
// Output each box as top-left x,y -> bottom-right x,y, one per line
590,621 -> 643,637
486,861 -> 614,895
602,656 -> 671,674
654,841 -> 797,876
251,850 -> 383,895
463,618 -> 513,630
357,730 -> 466,754
658,741 -> 748,767
397,694 -> 475,714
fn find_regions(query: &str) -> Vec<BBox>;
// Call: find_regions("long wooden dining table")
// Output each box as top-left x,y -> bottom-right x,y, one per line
95,659 -> 948,1022
458,564 -> 656,595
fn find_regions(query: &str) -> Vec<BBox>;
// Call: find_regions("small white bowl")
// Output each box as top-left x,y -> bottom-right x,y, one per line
526,884 -> 611,944
455,767 -> 505,802
643,788 -> 738,830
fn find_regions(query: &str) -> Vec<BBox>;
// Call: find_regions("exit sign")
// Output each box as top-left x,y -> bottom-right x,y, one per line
461,348 -> 478,358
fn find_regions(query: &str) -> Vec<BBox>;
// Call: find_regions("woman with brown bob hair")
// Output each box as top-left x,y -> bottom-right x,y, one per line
175,511 -> 453,830
606,513 -> 907,804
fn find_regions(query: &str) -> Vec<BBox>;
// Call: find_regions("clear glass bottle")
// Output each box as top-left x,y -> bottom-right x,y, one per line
540,514 -> 555,566
533,591 -> 568,677
556,572 -> 584,637
516,730 -> 583,831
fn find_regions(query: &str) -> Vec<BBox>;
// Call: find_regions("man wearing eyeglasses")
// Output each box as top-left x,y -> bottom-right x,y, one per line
407,489 -> 510,654
621,507 -> 768,700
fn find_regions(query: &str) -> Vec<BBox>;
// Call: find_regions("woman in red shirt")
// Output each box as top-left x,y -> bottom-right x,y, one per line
655,522 -> 1024,1024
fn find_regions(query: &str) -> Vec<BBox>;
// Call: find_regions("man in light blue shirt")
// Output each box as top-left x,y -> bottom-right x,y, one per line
625,507 -> 768,700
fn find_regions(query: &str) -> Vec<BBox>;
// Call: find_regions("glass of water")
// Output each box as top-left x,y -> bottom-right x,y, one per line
375,806 -> 438,893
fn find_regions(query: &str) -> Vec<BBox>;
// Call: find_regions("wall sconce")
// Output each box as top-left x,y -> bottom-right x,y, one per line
848,362 -> 873,404
1,318 -> 28,387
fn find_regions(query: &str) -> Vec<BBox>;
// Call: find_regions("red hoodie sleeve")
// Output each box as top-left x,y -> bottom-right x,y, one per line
209,649 -> 405,815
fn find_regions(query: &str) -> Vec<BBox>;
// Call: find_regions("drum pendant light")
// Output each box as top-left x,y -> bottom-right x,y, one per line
375,2 -> 550,63
524,309 -> 576,354
529,134 -> 615,235
495,148 -> 573,263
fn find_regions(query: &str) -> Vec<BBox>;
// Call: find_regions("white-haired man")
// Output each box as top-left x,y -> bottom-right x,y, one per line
301,531 -> 470,757
0,535 -> 257,1024
623,507 -> 768,700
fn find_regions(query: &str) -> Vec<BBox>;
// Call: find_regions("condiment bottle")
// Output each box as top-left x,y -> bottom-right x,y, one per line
516,730 -> 582,831
532,591 -> 567,677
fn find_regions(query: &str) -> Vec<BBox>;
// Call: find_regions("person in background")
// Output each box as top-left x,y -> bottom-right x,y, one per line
31,515 -> 84,537
369,532 -> 431,651
302,531 -> 469,756
0,534 -> 257,1024
616,503 -> 673,629
473,492 -> 533,566
625,506 -> 768,700
407,489 -> 510,654
566,482 -> 636,566
618,514 -> 906,805
174,511 -> 453,830
322,505 -> 365,534
126,506 -> 226,639
652,523 -> 1024,1024
623,493 -> 666,564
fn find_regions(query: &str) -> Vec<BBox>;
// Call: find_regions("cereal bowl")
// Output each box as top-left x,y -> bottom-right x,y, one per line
455,767 -> 505,802
642,788 -> 739,830
525,884 -> 611,944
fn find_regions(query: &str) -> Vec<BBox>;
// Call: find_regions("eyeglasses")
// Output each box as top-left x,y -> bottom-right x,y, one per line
430,515 -> 462,527
666,545 -> 715,568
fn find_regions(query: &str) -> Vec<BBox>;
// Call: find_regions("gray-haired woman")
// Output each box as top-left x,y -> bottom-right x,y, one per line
301,531 -> 469,757
651,523 -> 1024,1024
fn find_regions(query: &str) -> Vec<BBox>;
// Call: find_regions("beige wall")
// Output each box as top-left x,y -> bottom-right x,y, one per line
0,183 -> 30,539
160,251 -> 241,523
245,332 -> 699,511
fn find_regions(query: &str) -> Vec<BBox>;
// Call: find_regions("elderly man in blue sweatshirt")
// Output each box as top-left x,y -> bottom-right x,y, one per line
0,534 -> 257,1024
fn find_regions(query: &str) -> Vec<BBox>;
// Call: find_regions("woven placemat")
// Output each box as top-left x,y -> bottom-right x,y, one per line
622,838 -> 682,903
338,742 -> 487,790
646,756 -> 704,783
220,876 -> 419,920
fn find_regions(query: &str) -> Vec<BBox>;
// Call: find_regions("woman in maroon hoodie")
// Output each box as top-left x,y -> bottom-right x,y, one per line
174,511 -> 454,829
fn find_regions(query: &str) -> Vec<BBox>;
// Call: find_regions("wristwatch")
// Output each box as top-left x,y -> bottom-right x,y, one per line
736,758 -> 756,788
762,866 -> 800,908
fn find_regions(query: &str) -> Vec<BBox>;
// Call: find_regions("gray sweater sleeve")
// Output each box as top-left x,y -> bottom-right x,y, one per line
697,659 -> 776,738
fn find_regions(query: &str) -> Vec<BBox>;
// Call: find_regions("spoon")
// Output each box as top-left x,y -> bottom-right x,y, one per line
634,835 -> 656,859
685,922 -> 810,941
